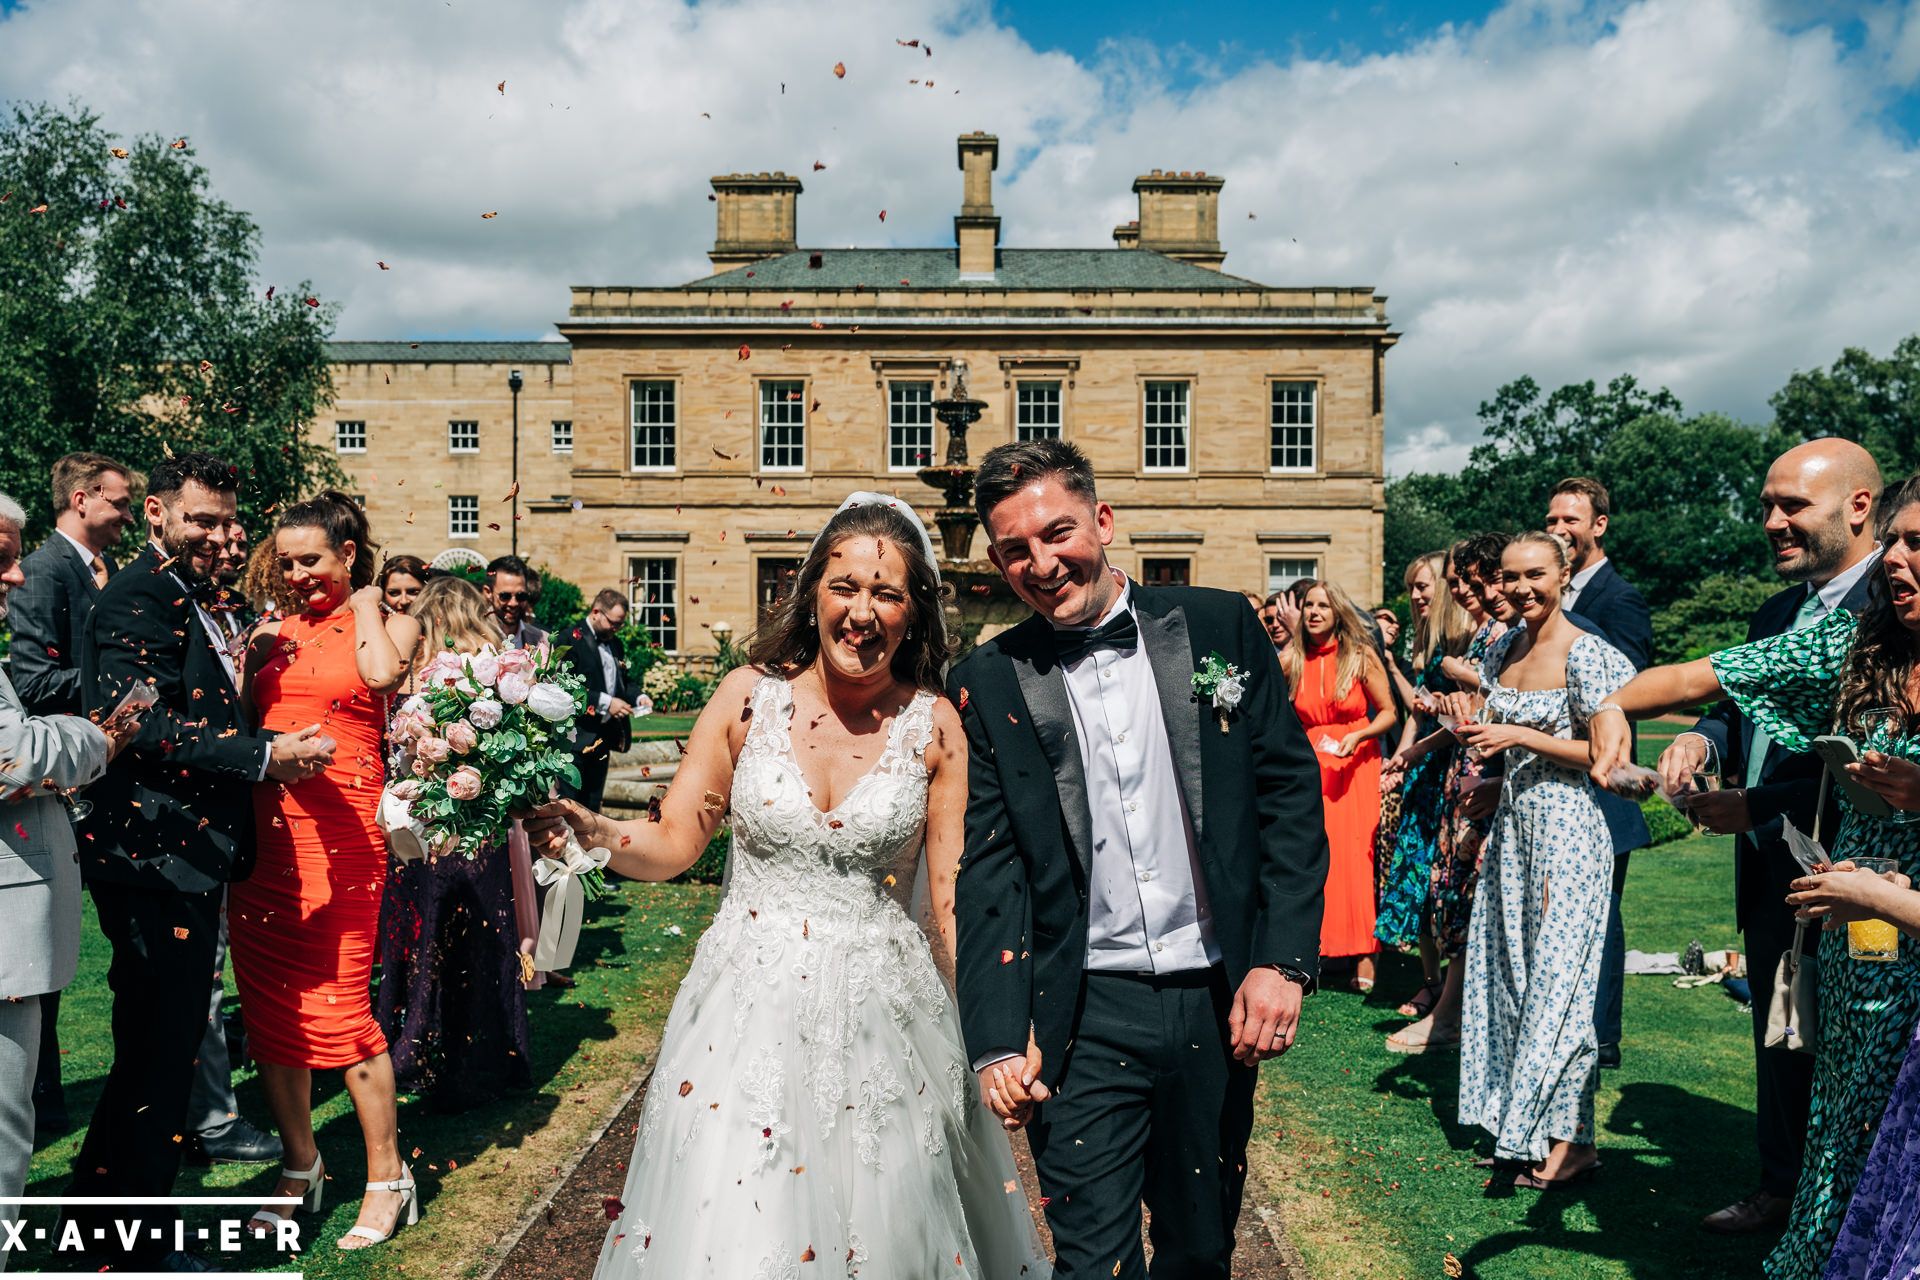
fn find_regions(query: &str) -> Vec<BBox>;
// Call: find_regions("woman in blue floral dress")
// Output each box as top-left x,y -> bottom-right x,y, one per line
1589,476 -> 1920,1277
1376,553 -> 1474,1013
1455,531 -> 1633,1187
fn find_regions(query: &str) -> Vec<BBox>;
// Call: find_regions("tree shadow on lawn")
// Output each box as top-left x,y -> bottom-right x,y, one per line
1447,1082 -> 1774,1279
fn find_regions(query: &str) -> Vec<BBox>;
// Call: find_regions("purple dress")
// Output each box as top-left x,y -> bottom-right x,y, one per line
1823,1020 -> 1920,1279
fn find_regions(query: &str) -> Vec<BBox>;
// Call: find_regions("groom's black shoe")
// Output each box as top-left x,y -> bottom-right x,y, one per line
1597,1042 -> 1621,1070
185,1118 -> 281,1165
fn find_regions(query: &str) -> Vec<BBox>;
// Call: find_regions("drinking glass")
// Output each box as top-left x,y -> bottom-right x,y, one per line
1847,856 -> 1903,962
0,769 -> 90,823
1683,737 -> 1722,833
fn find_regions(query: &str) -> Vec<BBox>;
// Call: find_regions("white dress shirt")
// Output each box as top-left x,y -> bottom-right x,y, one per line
595,633 -> 619,716
1562,556 -> 1608,613
1059,582 -> 1221,974
157,542 -> 268,780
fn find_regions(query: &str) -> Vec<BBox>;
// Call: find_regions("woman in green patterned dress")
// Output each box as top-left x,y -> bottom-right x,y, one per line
1589,476 -> 1920,1279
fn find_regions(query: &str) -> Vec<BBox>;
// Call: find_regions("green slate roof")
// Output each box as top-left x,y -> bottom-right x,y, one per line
326,341 -> 571,363
679,248 -> 1266,291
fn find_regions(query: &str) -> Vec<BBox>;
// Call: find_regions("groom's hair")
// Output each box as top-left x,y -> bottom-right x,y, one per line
973,439 -> 1098,531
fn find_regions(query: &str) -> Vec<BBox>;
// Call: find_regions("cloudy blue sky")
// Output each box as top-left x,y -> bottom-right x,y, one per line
2,0 -> 1917,475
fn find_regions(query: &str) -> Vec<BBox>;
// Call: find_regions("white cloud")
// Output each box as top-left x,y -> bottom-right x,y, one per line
2,0 -> 1915,468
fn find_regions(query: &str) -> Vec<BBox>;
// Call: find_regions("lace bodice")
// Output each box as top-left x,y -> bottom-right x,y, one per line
727,673 -> 935,918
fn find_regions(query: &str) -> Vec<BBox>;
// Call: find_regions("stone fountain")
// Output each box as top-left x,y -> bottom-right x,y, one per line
918,359 -> 1025,651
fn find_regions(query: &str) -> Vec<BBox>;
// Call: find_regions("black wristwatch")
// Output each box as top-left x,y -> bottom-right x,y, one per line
1265,963 -> 1316,995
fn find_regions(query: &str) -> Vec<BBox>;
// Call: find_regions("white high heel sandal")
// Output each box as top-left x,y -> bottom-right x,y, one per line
248,1153 -> 324,1235
337,1164 -> 419,1249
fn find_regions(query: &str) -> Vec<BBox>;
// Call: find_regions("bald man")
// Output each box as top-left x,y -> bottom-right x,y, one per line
1608,438 -> 1883,1235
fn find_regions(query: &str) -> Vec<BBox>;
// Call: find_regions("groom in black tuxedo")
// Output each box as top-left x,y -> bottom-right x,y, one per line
950,440 -> 1327,1278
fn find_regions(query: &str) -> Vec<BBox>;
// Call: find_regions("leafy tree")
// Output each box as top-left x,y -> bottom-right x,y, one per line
1383,473 -> 1464,577
530,565 -> 584,633
0,102 -> 338,541
1771,335 -> 1920,477
1648,572 -> 1781,664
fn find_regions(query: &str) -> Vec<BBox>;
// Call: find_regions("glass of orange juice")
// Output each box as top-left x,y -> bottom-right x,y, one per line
1848,857 -> 1903,962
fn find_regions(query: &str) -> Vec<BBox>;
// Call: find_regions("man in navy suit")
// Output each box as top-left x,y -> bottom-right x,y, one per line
1656,440 -> 1882,1234
6,451 -> 135,1137
1546,476 -> 1652,1070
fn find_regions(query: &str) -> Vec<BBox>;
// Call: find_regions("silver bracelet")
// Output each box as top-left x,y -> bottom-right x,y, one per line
1592,702 -> 1627,718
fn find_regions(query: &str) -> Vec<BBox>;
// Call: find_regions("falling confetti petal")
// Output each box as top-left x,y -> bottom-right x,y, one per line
481,210 -> 499,219
832,61 -> 847,78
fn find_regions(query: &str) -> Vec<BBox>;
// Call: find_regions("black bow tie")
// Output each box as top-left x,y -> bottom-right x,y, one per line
1052,609 -> 1139,665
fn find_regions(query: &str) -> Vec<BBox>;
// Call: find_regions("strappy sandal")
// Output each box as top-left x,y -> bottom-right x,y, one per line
248,1153 -> 323,1236
1385,1022 -> 1460,1055
337,1164 -> 419,1249
1397,979 -> 1444,1019
1514,1162 -> 1602,1190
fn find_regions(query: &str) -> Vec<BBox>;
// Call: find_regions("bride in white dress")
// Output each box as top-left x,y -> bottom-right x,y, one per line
525,494 -> 1051,1279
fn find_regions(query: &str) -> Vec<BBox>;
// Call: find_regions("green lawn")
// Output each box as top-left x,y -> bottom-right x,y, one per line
632,710 -> 699,740
1252,832 -> 1765,1280
20,881 -> 724,1277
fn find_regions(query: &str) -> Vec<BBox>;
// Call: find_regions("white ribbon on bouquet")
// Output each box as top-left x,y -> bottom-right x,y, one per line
530,837 -> 612,971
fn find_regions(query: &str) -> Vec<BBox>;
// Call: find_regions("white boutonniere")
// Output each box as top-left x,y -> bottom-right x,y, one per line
1192,652 -> 1247,733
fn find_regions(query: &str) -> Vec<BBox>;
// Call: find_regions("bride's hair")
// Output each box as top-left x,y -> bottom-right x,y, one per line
748,502 -> 954,691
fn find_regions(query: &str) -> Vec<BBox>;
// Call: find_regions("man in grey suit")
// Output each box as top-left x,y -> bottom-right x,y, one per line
0,490 -> 128,1271
7,452 -> 135,1137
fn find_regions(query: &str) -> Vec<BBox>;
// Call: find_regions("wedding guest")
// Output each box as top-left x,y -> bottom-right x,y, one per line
1376,553 -> 1472,1016
485,554 -> 547,650
1391,532 -> 1511,1055
178,516 -> 284,1169
380,555 -> 429,614
557,589 -> 645,812
1590,474 -> 1920,1279
1260,590 -> 1297,652
231,492 -> 423,1249
1786,861 -> 1920,1279
1457,531 -> 1633,1188
7,451 -> 134,1137
1660,440 -> 1881,1236
376,575 -> 534,1112
0,492 -> 119,1254
1374,606 -> 1403,651
66,452 -> 335,1271
1547,475 -> 1651,1070
1285,578 -> 1395,992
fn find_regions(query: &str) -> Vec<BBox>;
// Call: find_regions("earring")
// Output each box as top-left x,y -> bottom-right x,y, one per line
906,627 -> 914,639
806,612 -> 816,625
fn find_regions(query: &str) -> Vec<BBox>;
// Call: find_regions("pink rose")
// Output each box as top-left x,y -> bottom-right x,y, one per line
417,736 -> 452,764
496,647 -> 536,677
410,755 -> 432,778
444,720 -> 478,754
446,765 -> 484,801
496,671 -> 532,705
421,651 -> 464,687
388,778 -> 421,801
469,650 -> 502,688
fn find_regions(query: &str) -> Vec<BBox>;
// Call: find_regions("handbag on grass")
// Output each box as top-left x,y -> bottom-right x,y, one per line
1764,772 -> 1828,1055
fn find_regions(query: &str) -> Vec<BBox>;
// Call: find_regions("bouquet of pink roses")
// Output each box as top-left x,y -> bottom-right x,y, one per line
386,642 -> 602,893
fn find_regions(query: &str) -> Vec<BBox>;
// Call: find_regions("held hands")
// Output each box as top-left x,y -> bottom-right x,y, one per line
977,1035 -> 1050,1132
1787,860 -> 1912,926
266,723 -> 335,782
1228,966 -> 1303,1065
1845,751 -> 1920,812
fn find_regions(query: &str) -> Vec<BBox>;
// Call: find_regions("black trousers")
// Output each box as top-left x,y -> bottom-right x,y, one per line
63,880 -> 224,1265
1028,967 -> 1257,1279
1594,851 -> 1631,1045
562,750 -> 611,814
1745,848 -> 1818,1198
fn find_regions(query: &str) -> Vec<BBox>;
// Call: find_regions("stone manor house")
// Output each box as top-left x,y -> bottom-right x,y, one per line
318,132 -> 1394,653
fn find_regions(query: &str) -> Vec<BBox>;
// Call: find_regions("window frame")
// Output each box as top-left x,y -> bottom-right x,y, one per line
1268,379 -> 1319,474
1266,556 -> 1319,595
1140,379 -> 1192,474
333,420 -> 367,454
448,494 -> 480,539
757,378 -> 808,475
448,419 -> 480,455
1014,380 -> 1064,442
551,418 -> 574,454
886,379 -> 937,473
1139,556 -> 1192,588
628,378 -> 678,473
626,555 -> 681,654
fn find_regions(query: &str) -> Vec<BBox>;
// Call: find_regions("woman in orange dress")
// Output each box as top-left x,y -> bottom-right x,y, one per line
1284,579 -> 1397,992
230,493 -> 422,1250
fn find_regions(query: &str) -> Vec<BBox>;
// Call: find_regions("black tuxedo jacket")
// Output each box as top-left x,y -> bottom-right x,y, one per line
9,535 -> 115,715
560,620 -> 641,756
1688,573 -> 1870,931
948,584 -> 1327,1087
77,545 -> 274,892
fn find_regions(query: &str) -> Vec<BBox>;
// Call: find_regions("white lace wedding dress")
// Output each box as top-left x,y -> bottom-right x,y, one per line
594,674 -> 1051,1278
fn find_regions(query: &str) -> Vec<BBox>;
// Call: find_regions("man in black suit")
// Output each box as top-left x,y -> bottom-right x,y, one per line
1656,440 -> 1882,1234
7,451 -> 136,1137
950,440 -> 1327,1278
65,452 -> 334,1271
1546,476 -> 1653,1069
486,554 -> 548,650
558,589 -> 644,812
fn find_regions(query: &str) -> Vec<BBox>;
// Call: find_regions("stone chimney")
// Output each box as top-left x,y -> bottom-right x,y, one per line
1121,169 -> 1225,270
709,172 -> 802,272
954,132 -> 1000,278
